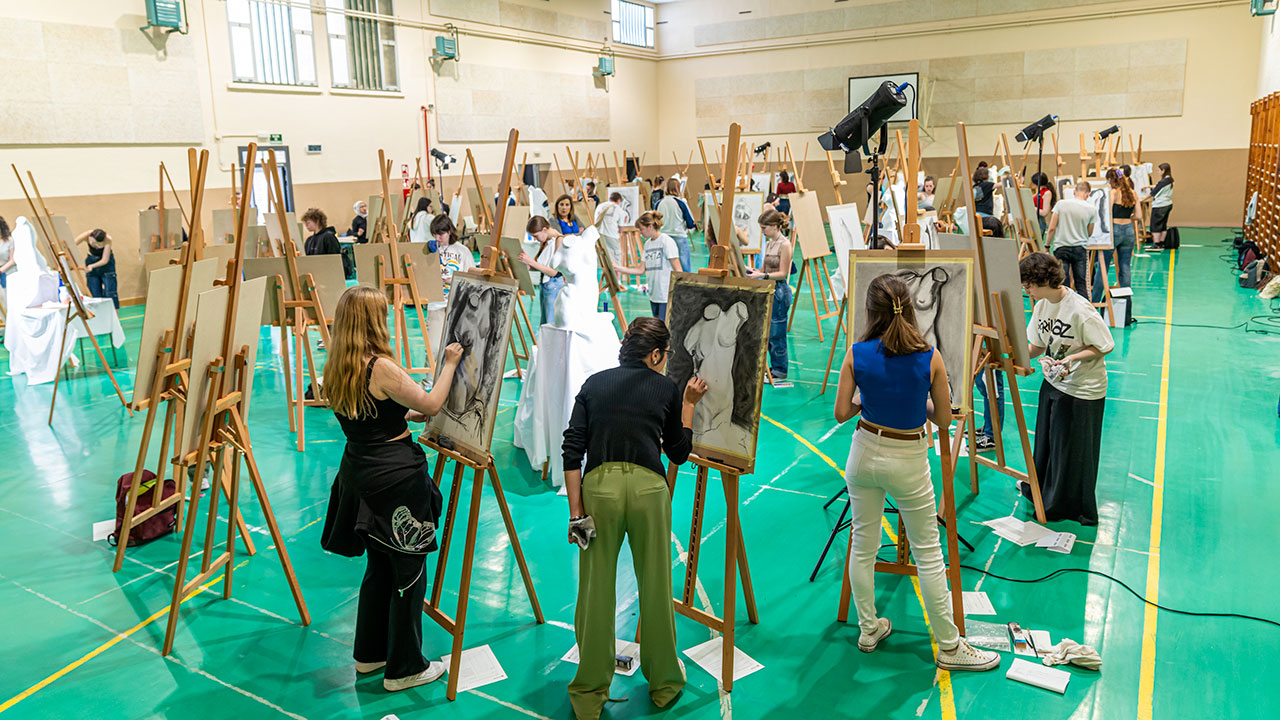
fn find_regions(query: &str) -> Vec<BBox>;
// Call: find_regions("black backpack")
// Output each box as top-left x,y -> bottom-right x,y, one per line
1165,226 -> 1180,249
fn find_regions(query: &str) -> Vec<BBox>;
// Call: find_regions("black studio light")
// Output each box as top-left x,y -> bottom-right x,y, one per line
430,147 -> 456,170
1097,124 -> 1121,140
818,80 -> 908,174
1016,114 -> 1057,143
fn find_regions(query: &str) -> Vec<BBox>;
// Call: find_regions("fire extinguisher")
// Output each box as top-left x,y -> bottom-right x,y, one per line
402,164 -> 412,201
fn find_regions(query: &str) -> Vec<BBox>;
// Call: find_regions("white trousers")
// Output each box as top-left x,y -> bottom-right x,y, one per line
426,307 -> 446,374
844,428 -> 960,647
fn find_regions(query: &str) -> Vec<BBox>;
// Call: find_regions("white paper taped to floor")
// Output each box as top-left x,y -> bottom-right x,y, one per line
440,645 -> 507,692
560,639 -> 642,677
682,637 -> 763,683
1036,531 -> 1076,554
982,516 -> 1052,546
92,519 -> 115,542
961,590 -> 996,616
1006,658 -> 1071,694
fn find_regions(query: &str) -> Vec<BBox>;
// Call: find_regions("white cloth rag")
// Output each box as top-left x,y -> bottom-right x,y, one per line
1041,638 -> 1101,670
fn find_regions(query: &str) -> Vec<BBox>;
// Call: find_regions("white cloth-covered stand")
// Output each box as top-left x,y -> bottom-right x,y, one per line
9,297 -> 125,385
513,227 -> 620,487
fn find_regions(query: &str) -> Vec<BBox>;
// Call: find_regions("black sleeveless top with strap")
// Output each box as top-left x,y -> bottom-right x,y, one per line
334,357 -> 410,443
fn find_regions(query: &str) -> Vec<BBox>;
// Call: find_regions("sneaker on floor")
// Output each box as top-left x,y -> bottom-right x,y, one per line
974,436 -> 996,453
858,617 -> 892,653
383,661 -> 446,692
355,660 -> 386,674
936,639 -> 1000,672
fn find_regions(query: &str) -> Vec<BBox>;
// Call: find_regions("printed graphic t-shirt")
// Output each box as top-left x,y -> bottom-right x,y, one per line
643,233 -> 680,304
428,242 -> 477,311
1027,289 -> 1115,400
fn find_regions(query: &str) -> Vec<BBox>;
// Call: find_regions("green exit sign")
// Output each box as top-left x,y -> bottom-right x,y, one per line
268,133 -> 283,143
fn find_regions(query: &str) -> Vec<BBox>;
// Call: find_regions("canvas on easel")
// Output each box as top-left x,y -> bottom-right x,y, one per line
936,233 -> 1030,369
498,235 -> 537,296
212,208 -> 237,244
427,271 -> 519,461
353,242 -> 445,305
847,250 -> 975,412
665,272 -> 774,473
131,258 -> 219,408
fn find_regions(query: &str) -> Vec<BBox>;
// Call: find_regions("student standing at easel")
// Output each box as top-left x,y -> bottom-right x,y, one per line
1020,252 -> 1113,526
1030,172 -> 1057,243
75,229 -> 119,308
0,217 -> 13,289
562,317 -> 707,720
656,178 -> 696,273
518,216 -> 566,324
320,285 -> 466,693
425,215 -> 476,383
612,211 -> 681,321
832,274 -> 999,672
1045,182 -> 1097,294
1092,168 -> 1142,303
744,208 -> 794,383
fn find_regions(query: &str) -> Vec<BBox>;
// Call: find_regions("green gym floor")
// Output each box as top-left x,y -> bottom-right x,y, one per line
2,228 -> 1277,719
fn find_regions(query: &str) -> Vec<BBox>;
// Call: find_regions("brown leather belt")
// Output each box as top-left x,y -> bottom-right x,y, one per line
857,419 -> 927,441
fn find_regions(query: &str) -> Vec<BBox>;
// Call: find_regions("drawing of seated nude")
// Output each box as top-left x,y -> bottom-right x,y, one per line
684,300 -> 751,456
893,266 -> 955,396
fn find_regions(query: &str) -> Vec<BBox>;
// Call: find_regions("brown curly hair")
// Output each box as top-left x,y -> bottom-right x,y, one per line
1019,251 -> 1066,288
301,207 -> 328,228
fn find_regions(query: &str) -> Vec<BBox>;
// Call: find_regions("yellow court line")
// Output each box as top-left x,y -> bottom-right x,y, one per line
0,565 -> 242,714
1137,249 -> 1175,719
761,414 -> 956,720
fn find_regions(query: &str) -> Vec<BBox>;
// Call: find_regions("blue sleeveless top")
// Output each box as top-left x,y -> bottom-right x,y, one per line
850,340 -> 934,431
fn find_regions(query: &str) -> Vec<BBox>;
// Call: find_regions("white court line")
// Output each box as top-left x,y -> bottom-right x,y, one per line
1128,472 -> 1162,489
818,424 -> 843,442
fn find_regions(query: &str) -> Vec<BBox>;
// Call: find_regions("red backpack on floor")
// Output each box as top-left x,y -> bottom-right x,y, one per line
107,470 -> 178,547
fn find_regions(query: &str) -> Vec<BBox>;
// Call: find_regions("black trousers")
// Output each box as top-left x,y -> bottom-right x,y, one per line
354,544 -> 429,679
1027,380 -> 1105,526
1053,245 -> 1088,295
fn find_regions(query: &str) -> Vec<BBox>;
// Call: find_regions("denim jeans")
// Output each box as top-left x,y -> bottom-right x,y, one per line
769,281 -> 791,378
539,275 -> 565,325
975,370 -> 1005,439
844,429 -> 960,647
672,234 -> 692,274
1054,245 -> 1088,295
650,301 -> 666,322
88,271 -> 119,309
1092,223 -> 1135,303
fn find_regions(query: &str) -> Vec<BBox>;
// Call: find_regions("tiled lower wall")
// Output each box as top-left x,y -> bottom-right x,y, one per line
694,39 -> 1186,137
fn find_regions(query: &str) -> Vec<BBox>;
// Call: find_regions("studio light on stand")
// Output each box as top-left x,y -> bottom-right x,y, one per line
430,147 -> 456,175
1015,113 -> 1057,177
753,141 -> 771,157
1097,124 -> 1120,141
818,80 -> 909,248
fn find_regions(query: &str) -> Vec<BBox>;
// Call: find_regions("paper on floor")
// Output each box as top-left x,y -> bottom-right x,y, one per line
682,637 -> 763,684
561,639 -> 642,677
1006,658 -> 1070,693
983,516 -> 1053,546
1036,531 -> 1076,554
962,591 -> 996,616
440,645 -> 507,693
92,519 -> 115,542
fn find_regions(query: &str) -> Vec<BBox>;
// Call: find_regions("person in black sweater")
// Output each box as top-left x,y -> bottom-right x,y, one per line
303,207 -> 351,277
346,200 -> 369,243
562,317 -> 707,720
972,166 -> 995,217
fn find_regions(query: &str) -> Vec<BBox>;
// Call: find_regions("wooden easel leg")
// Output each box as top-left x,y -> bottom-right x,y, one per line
837,530 -> 853,622
736,533 -> 759,624
224,451 -> 242,600
220,458 -> 257,556
786,260 -> 807,331
806,260 -> 826,343
682,467 -> 709,605
229,410 -> 310,624
162,435 -> 210,655
293,321 -> 306,451
444,467 -> 486,702
720,469 -> 740,692
200,449 -> 225,573
80,312 -> 130,413
280,322 -> 296,433
47,305 -> 72,425
820,296 -> 847,394
939,451 -> 965,636
1005,359 -> 1047,523
486,463 -> 544,621
114,347 -> 173,573
432,462 -> 465,606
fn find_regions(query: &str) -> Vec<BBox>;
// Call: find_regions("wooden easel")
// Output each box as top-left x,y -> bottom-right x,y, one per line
1085,243 -> 1119,326
953,122 -> 1046,523
1000,134 -> 1044,256
161,150 -> 309,653
111,149 -> 256,573
784,141 -> 839,342
263,150 -> 334,451
11,166 -> 131,423
374,148 -> 437,377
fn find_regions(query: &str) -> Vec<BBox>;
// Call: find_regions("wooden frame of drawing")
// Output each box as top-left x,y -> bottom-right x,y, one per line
935,233 -> 1030,369
605,185 -> 642,228
846,249 -> 975,412
353,242 -> 446,305
664,271 -> 775,473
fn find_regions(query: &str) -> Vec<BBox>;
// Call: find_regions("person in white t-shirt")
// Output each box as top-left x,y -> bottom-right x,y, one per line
593,192 -> 625,268
425,215 -> 476,383
1020,252 -> 1114,526
615,211 -> 681,321
1046,182 -> 1098,295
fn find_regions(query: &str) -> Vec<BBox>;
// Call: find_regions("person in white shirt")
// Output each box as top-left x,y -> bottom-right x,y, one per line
593,192 -> 625,268
1045,182 -> 1098,294
1149,163 -> 1174,249
408,197 -> 433,245
655,179 -> 695,274
614,211 -> 681,321
425,215 -> 476,381
1020,252 -> 1114,526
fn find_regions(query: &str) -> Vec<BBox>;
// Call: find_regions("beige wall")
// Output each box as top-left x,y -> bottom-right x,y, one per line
1261,12 -> 1280,97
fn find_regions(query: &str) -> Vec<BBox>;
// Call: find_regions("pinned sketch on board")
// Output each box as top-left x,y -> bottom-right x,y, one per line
1081,182 -> 1112,247
827,202 -> 865,297
847,251 -> 974,411
604,185 -> 641,227
427,272 -> 519,457
665,273 -> 774,471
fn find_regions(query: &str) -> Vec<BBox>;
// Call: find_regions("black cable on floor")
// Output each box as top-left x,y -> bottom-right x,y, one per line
958,564 -> 1280,629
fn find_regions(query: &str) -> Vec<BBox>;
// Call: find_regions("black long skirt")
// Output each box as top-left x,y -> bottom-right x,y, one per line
1025,380 -> 1105,526
321,436 -> 443,557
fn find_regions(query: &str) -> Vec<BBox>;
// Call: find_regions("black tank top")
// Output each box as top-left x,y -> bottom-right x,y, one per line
1112,202 -> 1134,220
335,358 -> 410,443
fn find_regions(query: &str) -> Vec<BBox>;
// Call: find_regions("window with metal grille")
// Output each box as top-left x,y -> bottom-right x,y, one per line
326,0 -> 399,91
611,0 -> 653,49
226,0 -> 317,86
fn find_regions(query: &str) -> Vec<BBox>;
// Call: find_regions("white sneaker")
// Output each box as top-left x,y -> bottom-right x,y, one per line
858,618 -> 892,652
383,661 -> 446,691
936,639 -> 1000,672
355,660 -> 386,674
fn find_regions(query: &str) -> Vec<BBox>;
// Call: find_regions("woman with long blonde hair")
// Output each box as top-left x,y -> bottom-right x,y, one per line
833,273 -> 999,672
320,284 -> 464,693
